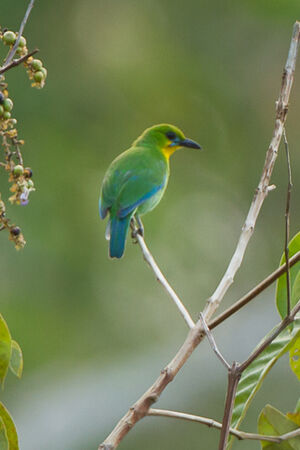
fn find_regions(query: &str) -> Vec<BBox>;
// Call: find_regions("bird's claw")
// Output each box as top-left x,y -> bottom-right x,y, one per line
131,226 -> 144,243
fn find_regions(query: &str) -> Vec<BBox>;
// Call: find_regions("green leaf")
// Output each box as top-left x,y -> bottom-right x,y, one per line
276,232 -> 300,319
0,315 -> 12,388
9,341 -> 23,379
0,402 -> 19,450
227,317 -> 300,449
289,334 -> 300,380
287,399 -> 300,426
0,417 -> 9,450
258,404 -> 300,450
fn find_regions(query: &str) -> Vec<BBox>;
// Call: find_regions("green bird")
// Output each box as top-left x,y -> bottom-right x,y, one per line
99,124 -> 201,258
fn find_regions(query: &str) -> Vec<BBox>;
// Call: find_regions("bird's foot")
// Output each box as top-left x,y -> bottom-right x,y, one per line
130,216 -> 144,243
131,226 -> 144,243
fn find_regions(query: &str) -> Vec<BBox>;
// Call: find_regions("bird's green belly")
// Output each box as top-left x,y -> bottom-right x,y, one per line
137,186 -> 166,216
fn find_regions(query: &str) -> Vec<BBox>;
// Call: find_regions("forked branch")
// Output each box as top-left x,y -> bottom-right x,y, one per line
99,21 -> 300,450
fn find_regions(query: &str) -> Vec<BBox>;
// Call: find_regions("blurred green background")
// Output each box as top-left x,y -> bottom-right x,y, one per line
1,1 -> 300,449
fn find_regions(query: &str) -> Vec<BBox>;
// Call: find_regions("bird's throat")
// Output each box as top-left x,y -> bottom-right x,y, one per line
162,146 -> 178,159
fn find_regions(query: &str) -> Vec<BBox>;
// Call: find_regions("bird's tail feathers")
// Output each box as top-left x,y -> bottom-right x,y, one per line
109,215 -> 131,258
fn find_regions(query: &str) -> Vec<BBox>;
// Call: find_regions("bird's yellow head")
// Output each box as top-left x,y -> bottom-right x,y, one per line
135,124 -> 201,159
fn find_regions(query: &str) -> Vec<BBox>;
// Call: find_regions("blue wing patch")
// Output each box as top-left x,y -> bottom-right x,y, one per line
117,182 -> 164,218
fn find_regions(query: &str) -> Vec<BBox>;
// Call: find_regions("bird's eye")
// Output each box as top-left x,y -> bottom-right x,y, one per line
166,131 -> 177,141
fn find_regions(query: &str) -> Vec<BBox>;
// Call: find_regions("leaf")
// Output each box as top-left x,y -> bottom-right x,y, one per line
289,335 -> 300,380
258,404 -> 300,450
287,412 -> 300,427
0,402 -> 19,450
276,232 -> 300,319
227,317 -> 300,449
0,315 -> 12,388
286,398 -> 300,426
9,341 -> 23,379
0,417 -> 9,450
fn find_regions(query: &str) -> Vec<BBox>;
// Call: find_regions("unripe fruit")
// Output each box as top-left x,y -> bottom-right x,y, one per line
13,165 -> 24,177
3,98 -> 13,112
3,31 -> 16,45
31,59 -> 43,71
18,36 -> 26,47
3,111 -> 11,120
0,106 -> 4,116
41,67 -> 47,79
33,71 -> 44,82
11,226 -> 21,236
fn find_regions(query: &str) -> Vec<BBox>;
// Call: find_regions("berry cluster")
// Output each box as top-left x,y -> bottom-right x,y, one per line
25,57 -> 47,89
0,90 -> 14,121
0,25 -> 45,249
1,29 -> 47,89
0,85 -> 35,249
2,30 -> 27,56
0,194 -> 26,249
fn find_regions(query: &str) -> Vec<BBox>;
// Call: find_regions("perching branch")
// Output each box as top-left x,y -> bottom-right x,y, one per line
203,21 -> 300,319
130,221 -> 195,329
147,409 -> 300,444
99,21 -> 300,450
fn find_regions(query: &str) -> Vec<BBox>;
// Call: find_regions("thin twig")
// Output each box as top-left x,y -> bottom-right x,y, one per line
283,127 -> 293,316
0,49 -> 38,75
203,21 -> 300,320
199,313 -> 230,369
218,363 -> 241,450
130,221 -> 195,329
99,22 -> 300,450
209,250 -> 300,330
2,0 -> 35,68
148,408 -> 300,443
239,298 -> 300,372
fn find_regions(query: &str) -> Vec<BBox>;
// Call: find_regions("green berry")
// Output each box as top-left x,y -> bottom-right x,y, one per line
3,31 -> 16,45
0,105 -> 3,116
3,98 -> 13,112
41,67 -> 47,79
18,36 -> 26,47
3,111 -> 11,120
31,59 -> 43,71
27,179 -> 34,188
16,47 -> 23,55
13,165 -> 24,177
33,71 -> 44,82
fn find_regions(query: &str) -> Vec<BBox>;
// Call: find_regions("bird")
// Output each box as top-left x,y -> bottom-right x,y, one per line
99,124 -> 201,258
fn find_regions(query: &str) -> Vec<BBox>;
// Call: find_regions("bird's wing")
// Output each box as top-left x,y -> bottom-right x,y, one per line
100,147 -> 167,219
117,179 -> 165,218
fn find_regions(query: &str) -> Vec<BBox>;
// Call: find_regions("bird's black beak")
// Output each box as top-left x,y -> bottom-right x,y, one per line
179,138 -> 202,149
